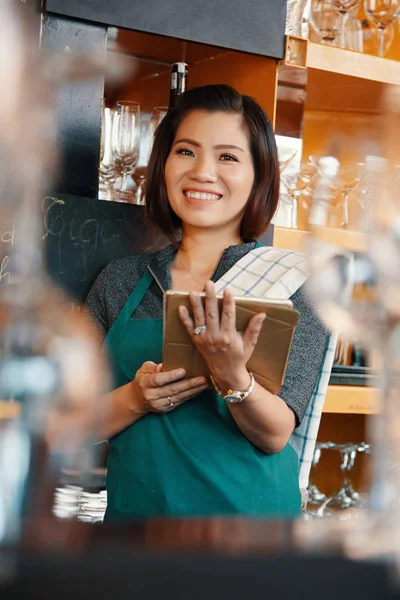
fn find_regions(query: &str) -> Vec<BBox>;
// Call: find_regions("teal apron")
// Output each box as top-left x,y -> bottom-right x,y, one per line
103,269 -> 301,520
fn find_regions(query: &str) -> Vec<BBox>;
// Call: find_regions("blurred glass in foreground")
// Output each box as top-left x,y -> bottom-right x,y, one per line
299,147 -> 400,578
0,0 -> 111,582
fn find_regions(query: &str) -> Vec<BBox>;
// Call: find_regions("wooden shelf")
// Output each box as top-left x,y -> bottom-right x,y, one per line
307,41 -> 400,86
323,385 -> 379,414
273,226 -> 367,253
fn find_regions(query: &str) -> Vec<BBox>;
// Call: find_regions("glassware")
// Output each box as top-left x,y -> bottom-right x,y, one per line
281,162 -> 317,228
303,155 -> 400,575
147,106 -> 168,161
362,18 -> 394,56
307,442 -> 334,509
286,0 -> 310,35
309,157 -> 364,228
345,13 -> 364,50
309,0 -> 341,43
130,106 -> 168,206
337,163 -> 365,228
278,148 -> 298,174
364,0 -> 400,56
112,100 -> 140,202
99,106 -> 117,201
0,0 -> 111,581
332,0 -> 361,47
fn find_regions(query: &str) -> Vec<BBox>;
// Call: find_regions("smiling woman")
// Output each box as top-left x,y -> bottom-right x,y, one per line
164,110 -> 254,237
84,84 -> 330,521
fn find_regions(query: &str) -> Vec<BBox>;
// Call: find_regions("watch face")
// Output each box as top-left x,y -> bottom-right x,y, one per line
224,394 -> 243,404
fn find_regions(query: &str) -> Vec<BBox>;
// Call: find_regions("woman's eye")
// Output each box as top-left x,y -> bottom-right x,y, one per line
175,147 -> 194,157
220,153 -> 239,162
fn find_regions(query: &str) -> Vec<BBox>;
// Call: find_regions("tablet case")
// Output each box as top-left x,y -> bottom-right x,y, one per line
163,292 -> 299,394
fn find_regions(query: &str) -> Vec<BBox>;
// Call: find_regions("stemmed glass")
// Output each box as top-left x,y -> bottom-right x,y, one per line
310,0 -> 341,43
316,444 -> 355,516
307,442 -> 335,511
132,106 -> 168,205
332,0 -> 361,47
138,106 -> 168,205
281,162 -> 317,228
99,107 -> 117,201
344,443 -> 371,507
147,106 -> 168,160
364,0 -> 400,57
309,156 -> 364,228
112,101 -> 140,202
337,163 -> 365,229
278,148 -> 298,175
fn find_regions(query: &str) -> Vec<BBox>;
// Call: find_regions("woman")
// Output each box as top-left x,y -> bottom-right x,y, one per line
86,84 -> 329,519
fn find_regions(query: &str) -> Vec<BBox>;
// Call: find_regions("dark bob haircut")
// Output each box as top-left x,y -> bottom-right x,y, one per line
145,84 -> 280,241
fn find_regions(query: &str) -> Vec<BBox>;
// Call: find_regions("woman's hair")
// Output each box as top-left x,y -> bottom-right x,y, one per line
145,84 -> 280,241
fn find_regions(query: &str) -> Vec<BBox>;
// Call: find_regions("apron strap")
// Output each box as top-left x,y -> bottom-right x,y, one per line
117,269 -> 154,322
105,268 -> 155,347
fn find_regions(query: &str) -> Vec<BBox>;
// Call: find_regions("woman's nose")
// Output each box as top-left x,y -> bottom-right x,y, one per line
189,156 -> 218,183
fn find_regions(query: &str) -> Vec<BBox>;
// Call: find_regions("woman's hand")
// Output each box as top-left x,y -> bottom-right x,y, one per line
131,361 -> 208,415
178,281 -> 266,391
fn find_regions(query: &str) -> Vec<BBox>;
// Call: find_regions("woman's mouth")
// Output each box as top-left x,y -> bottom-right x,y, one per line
183,190 -> 222,201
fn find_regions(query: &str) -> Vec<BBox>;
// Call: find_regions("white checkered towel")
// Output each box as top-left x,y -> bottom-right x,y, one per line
215,246 -> 336,490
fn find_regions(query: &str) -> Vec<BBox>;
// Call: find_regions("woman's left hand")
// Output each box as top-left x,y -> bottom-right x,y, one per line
178,281 -> 265,390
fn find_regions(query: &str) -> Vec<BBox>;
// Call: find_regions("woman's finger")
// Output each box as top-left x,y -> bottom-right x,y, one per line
155,382 -> 208,411
179,305 -> 195,336
150,367 -> 186,388
242,313 -> 265,350
189,291 -> 206,330
204,281 -> 219,335
220,288 -> 236,334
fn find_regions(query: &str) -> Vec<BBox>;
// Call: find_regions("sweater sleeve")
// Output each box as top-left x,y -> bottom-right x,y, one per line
278,284 -> 330,427
83,262 -> 114,342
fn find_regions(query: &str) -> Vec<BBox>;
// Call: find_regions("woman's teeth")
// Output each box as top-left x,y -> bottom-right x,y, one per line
184,191 -> 222,201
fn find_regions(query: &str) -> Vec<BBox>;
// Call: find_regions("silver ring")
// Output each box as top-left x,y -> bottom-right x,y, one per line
167,396 -> 174,409
194,324 -> 207,335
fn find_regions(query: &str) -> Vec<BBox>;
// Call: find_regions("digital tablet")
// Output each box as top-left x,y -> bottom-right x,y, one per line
163,291 -> 299,394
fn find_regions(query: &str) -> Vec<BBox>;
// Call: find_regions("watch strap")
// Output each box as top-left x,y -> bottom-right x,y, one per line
210,371 -> 255,403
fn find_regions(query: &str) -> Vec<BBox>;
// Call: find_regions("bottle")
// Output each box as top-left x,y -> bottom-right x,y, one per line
169,62 -> 188,109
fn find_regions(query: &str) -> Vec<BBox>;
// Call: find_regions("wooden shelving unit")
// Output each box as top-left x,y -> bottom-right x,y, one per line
323,385 -> 379,414
273,225 -> 368,254
307,41 -> 400,85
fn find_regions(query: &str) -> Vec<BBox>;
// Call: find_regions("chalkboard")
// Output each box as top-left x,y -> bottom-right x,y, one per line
42,194 -> 168,302
44,194 -> 273,302
0,194 -> 273,308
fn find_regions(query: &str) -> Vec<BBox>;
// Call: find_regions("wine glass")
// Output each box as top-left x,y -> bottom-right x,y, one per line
362,18 -> 395,56
147,106 -> 168,161
278,148 -> 298,174
364,0 -> 400,57
281,162 -> 317,228
306,442 -> 335,512
309,157 -> 364,228
112,101 -> 140,203
310,0 -> 341,43
337,163 -> 365,228
332,0 -> 361,48
99,107 -> 117,201
130,106 -> 168,206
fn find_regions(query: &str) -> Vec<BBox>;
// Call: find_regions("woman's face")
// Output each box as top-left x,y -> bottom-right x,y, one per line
165,110 -> 255,234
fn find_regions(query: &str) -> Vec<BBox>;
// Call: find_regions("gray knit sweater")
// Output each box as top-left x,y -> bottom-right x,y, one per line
85,241 -> 329,426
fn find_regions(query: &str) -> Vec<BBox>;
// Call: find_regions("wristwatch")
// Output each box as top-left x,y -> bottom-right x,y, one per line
210,372 -> 255,404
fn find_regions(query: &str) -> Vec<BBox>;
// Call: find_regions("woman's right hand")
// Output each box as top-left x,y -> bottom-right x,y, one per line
131,361 -> 208,415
